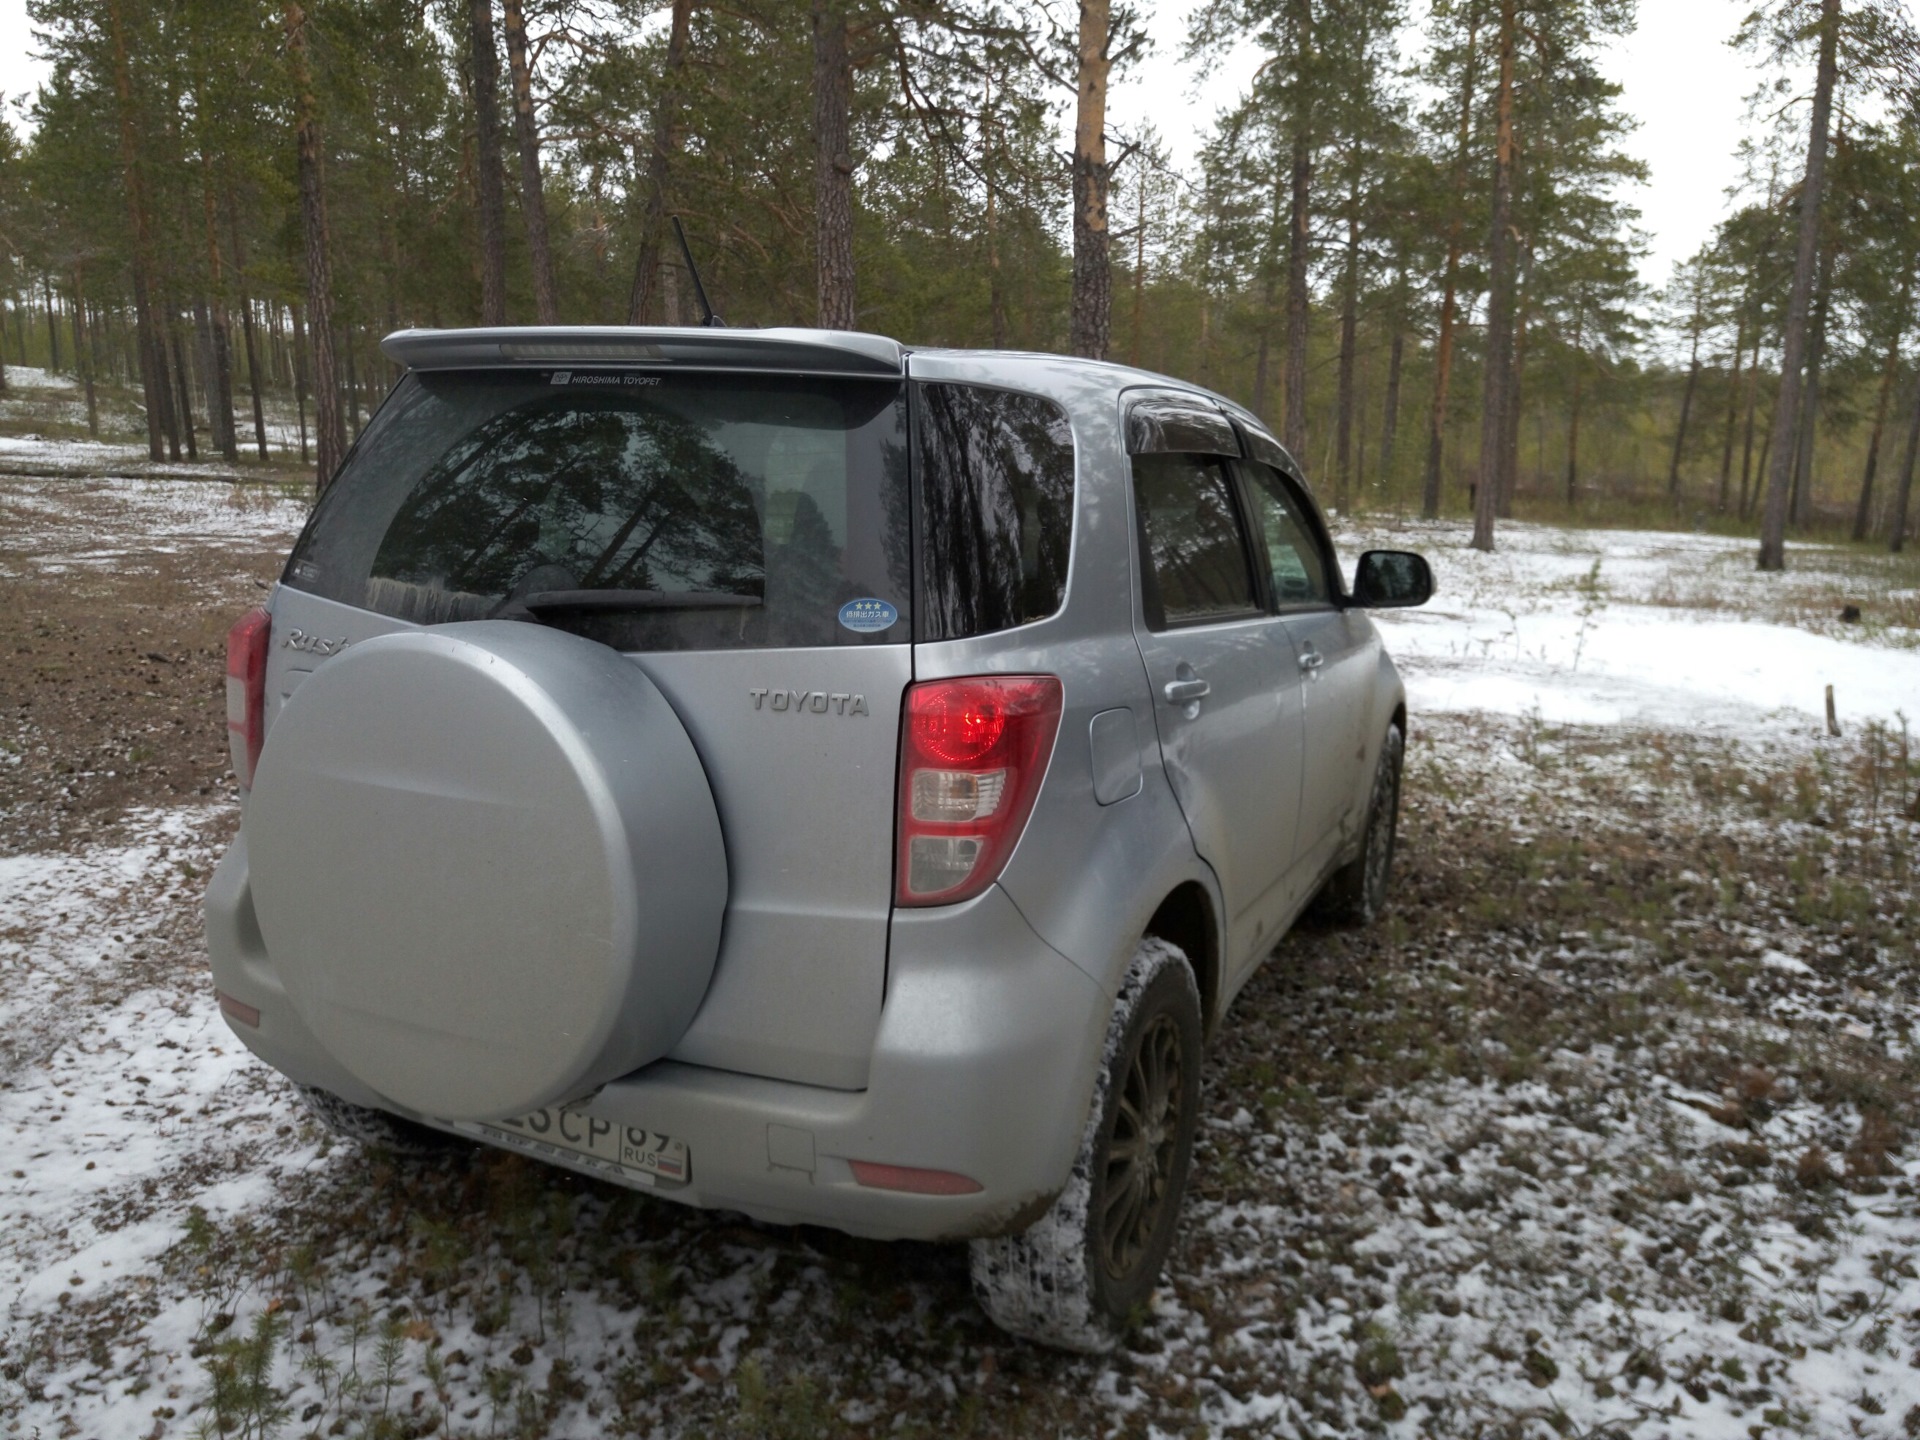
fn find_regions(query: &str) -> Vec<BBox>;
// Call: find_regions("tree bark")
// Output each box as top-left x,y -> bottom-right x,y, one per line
811,0 -> 857,330
1472,0 -> 1517,553
1069,0 -> 1113,359
1421,3 -> 1479,519
501,0 -> 557,324
627,0 -> 695,324
1854,279 -> 1911,540
106,0 -> 168,461
469,0 -> 509,326
284,3 -> 345,488
1759,0 -> 1839,571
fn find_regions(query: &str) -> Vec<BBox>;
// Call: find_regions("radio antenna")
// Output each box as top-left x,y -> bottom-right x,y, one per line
672,216 -> 723,328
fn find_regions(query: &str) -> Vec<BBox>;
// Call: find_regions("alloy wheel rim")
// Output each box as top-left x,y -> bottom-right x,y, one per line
1100,1012 -> 1185,1282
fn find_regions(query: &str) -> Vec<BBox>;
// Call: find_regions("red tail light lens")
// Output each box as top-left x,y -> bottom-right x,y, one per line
225,607 -> 271,791
896,675 -> 1062,906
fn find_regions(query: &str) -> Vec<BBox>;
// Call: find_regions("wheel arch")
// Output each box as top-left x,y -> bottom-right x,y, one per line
1141,881 -> 1223,1042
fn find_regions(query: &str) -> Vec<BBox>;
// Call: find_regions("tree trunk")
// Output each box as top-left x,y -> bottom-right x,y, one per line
1129,161 -> 1148,365
1668,337 -> 1700,503
43,275 -> 62,372
1334,191 -> 1359,509
1854,288 -> 1910,540
1282,73 -> 1313,456
1791,237 -> 1837,528
628,0 -> 694,325
293,301 -> 310,466
1891,375 -> 1920,554
227,194 -> 270,460
501,0 -> 557,324
1379,324 -> 1404,485
1566,376 -> 1585,507
469,0 -> 509,326
1739,329 -> 1763,517
71,271 -> 98,437
1716,312 -> 1747,511
1759,0 -> 1839,571
1472,0 -> 1517,553
170,316 -> 199,461
1421,3 -> 1479,519
284,3 -> 345,488
1498,241 -> 1532,518
1069,0 -> 1112,359
811,0 -> 857,329
106,0 -> 168,461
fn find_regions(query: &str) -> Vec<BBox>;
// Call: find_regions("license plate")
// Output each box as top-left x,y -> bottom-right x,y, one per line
453,1107 -> 689,1188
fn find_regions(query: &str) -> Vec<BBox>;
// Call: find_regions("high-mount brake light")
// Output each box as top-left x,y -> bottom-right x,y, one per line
895,675 -> 1062,907
225,607 -> 271,791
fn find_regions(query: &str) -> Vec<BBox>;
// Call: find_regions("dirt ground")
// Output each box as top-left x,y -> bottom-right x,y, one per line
3,459 -> 1919,1440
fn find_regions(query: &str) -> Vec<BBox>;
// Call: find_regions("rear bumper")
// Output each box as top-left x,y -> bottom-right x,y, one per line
206,830 -> 1110,1240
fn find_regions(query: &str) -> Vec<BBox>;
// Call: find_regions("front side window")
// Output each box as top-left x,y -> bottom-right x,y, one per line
915,382 -> 1076,641
1131,453 -> 1259,630
1239,462 -> 1332,608
283,369 -> 912,651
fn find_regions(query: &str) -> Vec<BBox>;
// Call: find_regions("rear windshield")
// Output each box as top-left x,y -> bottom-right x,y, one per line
284,369 -> 912,651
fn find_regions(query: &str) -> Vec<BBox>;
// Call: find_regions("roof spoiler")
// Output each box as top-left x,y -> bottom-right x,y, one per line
380,326 -> 905,377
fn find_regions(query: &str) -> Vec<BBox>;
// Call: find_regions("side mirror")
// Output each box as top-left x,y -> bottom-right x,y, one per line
1352,550 -> 1433,608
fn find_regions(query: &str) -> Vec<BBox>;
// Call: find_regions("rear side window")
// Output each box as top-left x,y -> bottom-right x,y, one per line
283,370 -> 912,651
1132,454 -> 1258,629
915,383 -> 1075,641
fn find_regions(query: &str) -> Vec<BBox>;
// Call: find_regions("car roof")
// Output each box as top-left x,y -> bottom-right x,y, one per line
379,325 -> 1299,473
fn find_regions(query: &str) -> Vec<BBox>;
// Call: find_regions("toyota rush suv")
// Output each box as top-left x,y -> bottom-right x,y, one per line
205,325 -> 1432,1352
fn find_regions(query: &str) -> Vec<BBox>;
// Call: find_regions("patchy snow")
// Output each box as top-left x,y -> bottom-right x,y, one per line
1337,518 -> 1920,735
2,514 -> 1917,1438
0,470 -> 311,585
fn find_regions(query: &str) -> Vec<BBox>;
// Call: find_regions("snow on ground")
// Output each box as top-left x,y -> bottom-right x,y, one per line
0,469 -> 311,587
1,491 -> 1917,1437
1338,518 -> 1920,734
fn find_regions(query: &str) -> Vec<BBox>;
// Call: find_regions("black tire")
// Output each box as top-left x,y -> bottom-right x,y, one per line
1314,723 -> 1404,926
968,938 -> 1203,1353
296,1084 -> 464,1158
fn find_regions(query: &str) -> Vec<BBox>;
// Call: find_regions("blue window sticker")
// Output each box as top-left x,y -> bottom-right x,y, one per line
838,598 -> 899,633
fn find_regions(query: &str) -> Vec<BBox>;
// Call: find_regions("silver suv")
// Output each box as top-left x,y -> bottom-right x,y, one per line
205,326 -> 1431,1353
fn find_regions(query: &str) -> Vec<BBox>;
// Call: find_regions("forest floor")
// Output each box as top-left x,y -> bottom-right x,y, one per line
3,382 -> 1920,1439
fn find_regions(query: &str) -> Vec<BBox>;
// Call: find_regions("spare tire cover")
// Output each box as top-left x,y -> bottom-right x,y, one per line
247,621 -> 727,1121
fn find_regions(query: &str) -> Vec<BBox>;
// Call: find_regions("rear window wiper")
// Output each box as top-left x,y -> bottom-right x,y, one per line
522,589 -> 764,613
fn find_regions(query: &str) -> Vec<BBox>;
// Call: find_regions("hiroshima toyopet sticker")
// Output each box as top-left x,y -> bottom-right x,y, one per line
838,598 -> 898,633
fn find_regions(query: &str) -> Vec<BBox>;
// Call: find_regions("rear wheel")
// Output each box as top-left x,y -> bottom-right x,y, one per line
1314,724 -> 1404,926
968,938 -> 1202,1353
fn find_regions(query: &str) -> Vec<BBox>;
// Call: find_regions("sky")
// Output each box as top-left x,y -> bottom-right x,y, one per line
0,0 -> 1769,296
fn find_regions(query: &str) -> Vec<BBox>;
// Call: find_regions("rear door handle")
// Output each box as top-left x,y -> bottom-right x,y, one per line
1164,677 -> 1212,704
1298,647 -> 1324,674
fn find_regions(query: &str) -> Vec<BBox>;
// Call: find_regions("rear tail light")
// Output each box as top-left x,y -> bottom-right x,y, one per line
895,675 -> 1062,906
225,607 -> 271,791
